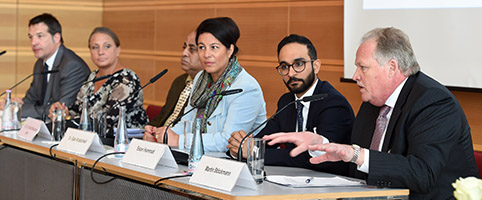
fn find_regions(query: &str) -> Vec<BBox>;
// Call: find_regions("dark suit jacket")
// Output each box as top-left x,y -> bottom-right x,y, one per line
256,79 -> 355,176
22,45 -> 90,119
351,72 -> 479,199
148,73 -> 189,127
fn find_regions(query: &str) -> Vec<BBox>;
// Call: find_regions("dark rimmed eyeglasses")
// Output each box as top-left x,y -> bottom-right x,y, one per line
276,60 -> 313,76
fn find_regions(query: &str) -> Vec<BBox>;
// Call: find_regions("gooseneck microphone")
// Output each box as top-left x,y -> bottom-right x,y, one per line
237,93 -> 328,161
0,70 -> 60,97
162,88 -> 243,145
82,74 -> 113,85
103,69 -> 168,115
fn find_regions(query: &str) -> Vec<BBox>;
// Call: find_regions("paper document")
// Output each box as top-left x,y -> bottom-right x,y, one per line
265,175 -> 365,188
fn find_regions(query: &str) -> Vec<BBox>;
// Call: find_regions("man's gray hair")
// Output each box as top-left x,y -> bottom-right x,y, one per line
361,27 -> 420,76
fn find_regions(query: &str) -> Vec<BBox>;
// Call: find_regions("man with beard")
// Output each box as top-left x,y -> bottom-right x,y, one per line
226,34 -> 355,176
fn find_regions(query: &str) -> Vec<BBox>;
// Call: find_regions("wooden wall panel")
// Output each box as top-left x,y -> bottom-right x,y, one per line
290,3 -> 344,61
1,0 -> 101,97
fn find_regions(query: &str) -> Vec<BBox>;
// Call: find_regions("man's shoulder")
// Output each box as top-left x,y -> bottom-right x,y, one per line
56,45 -> 88,67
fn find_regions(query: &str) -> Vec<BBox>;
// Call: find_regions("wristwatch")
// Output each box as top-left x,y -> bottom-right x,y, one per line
350,144 -> 361,163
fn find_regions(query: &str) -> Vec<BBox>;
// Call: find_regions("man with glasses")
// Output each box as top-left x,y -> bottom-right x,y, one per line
226,34 -> 354,176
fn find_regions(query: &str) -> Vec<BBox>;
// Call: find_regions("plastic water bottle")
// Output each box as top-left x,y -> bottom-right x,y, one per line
79,97 -> 92,131
114,106 -> 129,158
2,90 -> 13,130
188,118 -> 204,174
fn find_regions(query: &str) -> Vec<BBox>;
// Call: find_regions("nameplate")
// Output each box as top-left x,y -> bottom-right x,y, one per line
122,139 -> 178,169
17,117 -> 51,141
189,156 -> 257,191
57,128 -> 105,155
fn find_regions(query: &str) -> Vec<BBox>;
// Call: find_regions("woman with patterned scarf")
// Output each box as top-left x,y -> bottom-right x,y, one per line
144,17 -> 267,152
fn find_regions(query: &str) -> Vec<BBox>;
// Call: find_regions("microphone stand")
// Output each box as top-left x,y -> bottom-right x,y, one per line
237,93 -> 328,161
100,69 -> 168,137
0,70 -> 60,97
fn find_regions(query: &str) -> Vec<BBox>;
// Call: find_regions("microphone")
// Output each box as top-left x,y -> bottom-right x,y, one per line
0,70 -> 59,97
82,74 -> 113,85
162,89 -> 243,144
0,50 -> 6,56
147,69 -> 168,87
101,69 -> 168,136
237,93 -> 328,161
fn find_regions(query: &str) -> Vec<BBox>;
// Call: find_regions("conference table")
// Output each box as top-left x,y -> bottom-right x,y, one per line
0,130 -> 409,200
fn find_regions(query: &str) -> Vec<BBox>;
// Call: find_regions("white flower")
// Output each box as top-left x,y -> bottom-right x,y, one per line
453,176 -> 482,200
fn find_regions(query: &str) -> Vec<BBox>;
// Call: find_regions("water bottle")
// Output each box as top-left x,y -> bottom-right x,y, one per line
114,106 -> 129,158
52,109 -> 66,141
79,97 -> 92,131
2,90 -> 13,130
188,118 -> 204,174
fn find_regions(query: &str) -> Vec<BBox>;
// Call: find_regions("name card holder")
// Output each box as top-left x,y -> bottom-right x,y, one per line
17,117 -> 52,141
57,128 -> 105,155
122,138 -> 178,169
189,156 -> 257,191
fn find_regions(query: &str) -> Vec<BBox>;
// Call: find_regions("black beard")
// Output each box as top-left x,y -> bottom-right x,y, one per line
284,70 -> 315,94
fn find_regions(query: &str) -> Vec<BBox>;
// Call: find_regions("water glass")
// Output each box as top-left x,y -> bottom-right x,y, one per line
183,120 -> 192,150
247,138 -> 265,184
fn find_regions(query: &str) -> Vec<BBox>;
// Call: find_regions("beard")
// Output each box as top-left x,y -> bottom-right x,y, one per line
284,69 -> 315,94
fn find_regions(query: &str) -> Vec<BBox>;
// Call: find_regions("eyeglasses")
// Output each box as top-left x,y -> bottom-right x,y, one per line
276,60 -> 313,76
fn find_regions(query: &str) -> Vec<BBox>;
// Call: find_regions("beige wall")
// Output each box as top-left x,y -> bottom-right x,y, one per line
2,0 -> 482,147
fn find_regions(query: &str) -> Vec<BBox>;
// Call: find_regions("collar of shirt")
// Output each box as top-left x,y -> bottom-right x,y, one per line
293,79 -> 319,131
384,78 -> 408,114
43,48 -> 59,82
44,47 -> 59,71
185,74 -> 193,84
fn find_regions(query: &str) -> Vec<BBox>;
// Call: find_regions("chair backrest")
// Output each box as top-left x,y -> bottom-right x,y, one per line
146,105 -> 163,121
474,151 -> 482,177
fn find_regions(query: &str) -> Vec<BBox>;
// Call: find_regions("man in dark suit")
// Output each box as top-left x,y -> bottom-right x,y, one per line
265,27 -> 479,199
21,13 -> 90,119
227,34 -> 354,176
144,31 -> 203,135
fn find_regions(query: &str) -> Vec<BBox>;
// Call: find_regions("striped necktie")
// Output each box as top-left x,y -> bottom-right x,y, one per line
164,80 -> 193,127
370,105 -> 391,151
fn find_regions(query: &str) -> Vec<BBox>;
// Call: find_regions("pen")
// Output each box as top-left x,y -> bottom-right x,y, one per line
305,177 -> 314,183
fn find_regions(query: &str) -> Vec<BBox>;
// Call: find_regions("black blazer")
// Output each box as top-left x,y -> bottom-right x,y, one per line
352,72 -> 479,199
256,79 -> 355,176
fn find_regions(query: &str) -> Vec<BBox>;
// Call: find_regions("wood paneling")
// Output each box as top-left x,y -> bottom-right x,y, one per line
1,0 -> 102,97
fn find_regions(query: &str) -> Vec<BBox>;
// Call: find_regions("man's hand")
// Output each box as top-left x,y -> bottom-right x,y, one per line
226,130 -> 250,159
263,131 -> 324,157
308,143 -> 364,165
48,102 -> 69,120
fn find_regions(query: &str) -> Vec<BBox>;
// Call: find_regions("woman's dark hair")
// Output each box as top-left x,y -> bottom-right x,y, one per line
196,17 -> 240,59
88,27 -> 121,48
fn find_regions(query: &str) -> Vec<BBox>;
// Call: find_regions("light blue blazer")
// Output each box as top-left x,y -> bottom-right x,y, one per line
170,69 -> 267,152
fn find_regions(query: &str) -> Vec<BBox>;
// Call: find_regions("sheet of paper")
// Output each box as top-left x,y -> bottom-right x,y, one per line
265,175 -> 365,188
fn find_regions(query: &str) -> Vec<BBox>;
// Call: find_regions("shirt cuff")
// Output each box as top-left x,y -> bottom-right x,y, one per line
308,136 -> 330,157
357,148 -> 369,173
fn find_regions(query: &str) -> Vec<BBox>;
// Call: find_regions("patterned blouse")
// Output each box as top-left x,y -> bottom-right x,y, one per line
69,68 -> 148,137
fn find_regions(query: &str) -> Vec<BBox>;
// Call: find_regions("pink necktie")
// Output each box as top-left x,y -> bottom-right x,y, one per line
370,105 -> 391,151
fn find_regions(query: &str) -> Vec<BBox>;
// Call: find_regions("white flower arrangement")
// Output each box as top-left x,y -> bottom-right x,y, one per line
453,176 -> 482,200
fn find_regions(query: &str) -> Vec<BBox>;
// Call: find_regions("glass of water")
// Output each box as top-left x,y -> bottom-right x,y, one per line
247,138 -> 265,184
